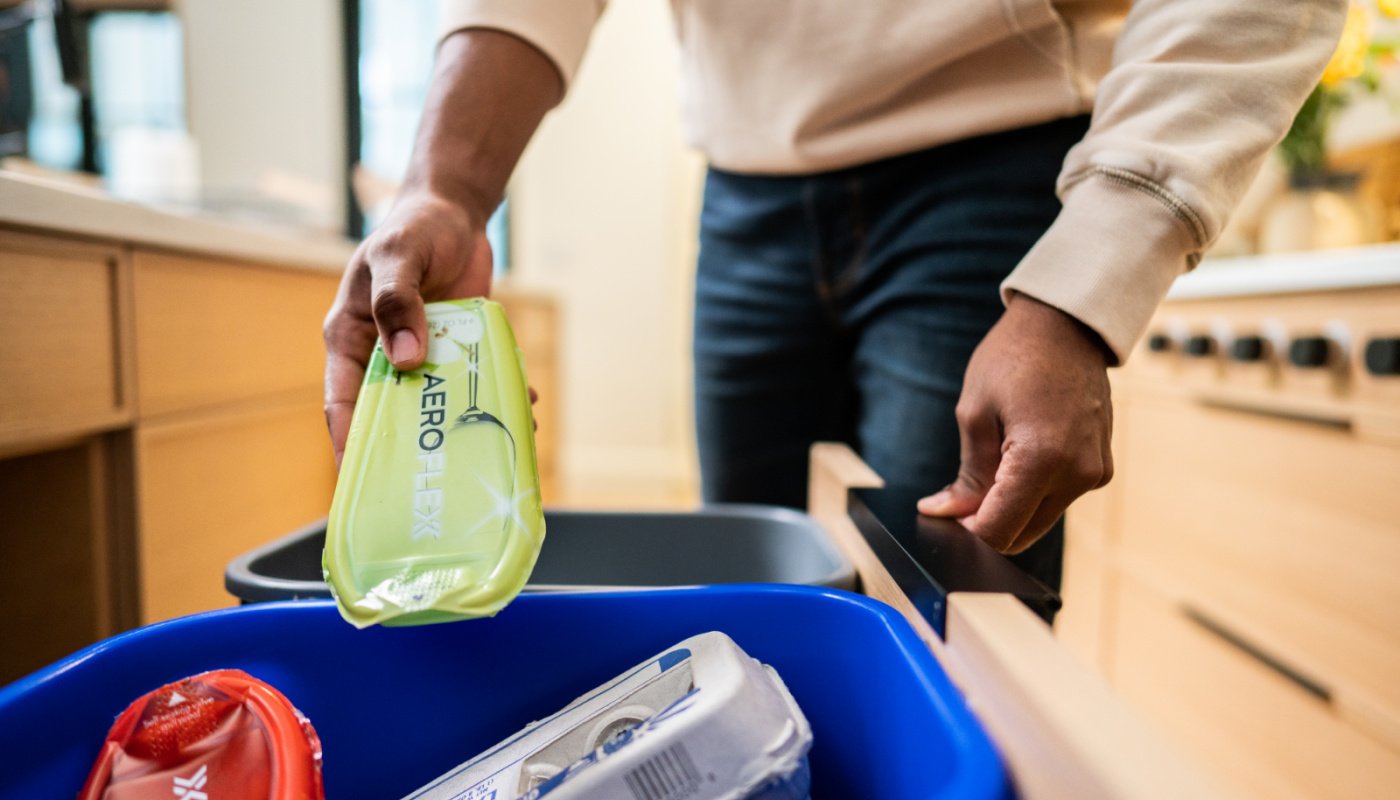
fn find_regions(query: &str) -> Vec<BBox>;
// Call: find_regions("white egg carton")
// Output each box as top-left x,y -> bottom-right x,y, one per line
404,632 -> 812,800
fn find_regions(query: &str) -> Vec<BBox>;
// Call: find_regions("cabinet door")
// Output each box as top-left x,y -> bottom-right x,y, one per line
496,291 -> 559,500
0,231 -> 132,446
1112,575 -> 1400,799
1115,393 -> 1400,746
132,251 -> 338,417
135,397 -> 335,622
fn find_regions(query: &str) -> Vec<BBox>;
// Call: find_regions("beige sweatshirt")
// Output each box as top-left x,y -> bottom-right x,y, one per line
440,0 -> 1347,362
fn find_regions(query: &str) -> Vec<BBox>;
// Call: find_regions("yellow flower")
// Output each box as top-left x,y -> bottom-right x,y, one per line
1378,0 -> 1399,19
1322,2 -> 1371,87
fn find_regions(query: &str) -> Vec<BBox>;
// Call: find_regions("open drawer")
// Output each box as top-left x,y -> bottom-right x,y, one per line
807,443 -> 1227,800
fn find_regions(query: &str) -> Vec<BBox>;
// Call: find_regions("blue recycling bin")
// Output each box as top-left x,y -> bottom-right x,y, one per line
0,586 -> 1010,799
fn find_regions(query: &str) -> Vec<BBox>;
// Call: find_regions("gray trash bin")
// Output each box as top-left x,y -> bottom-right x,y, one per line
225,505 -> 856,603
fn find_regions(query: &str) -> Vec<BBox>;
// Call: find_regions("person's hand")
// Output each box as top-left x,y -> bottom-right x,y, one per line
323,191 -> 494,467
917,294 -> 1114,553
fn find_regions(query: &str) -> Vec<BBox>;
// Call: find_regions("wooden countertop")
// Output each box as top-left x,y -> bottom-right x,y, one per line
0,171 -> 356,271
1170,243 -> 1400,301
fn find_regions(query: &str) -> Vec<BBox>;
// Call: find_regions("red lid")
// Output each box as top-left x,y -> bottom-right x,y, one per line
78,669 -> 323,800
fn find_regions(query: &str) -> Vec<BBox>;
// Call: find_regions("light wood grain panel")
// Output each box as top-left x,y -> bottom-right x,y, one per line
497,289 -> 557,367
1112,576 -> 1400,800
135,392 -> 335,622
1056,529 -> 1110,674
1132,285 -> 1400,431
806,444 -> 1223,800
946,593 -> 1227,800
0,230 -> 130,445
498,291 -> 559,502
133,250 -> 339,417
1116,393 -> 1400,738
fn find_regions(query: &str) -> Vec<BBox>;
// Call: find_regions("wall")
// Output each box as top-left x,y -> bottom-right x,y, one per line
509,0 -> 704,504
177,0 -> 702,504
179,0 -> 345,231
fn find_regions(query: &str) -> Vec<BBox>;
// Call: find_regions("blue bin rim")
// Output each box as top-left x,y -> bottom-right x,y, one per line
5,585 -> 922,697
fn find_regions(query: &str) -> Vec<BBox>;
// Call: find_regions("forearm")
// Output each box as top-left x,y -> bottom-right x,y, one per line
402,29 -> 563,221
1003,0 -> 1348,362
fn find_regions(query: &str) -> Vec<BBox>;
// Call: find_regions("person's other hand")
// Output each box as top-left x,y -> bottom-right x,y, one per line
323,191 -> 494,467
917,294 -> 1113,553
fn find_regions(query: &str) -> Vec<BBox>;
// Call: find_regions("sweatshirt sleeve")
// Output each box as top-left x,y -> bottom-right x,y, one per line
1001,0 -> 1349,364
438,0 -> 608,89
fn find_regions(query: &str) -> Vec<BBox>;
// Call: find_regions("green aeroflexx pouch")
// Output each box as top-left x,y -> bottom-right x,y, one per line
325,298 -> 544,628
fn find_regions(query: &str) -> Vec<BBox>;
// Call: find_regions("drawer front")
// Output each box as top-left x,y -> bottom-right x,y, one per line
1116,393 -> 1400,730
497,292 -> 559,498
1112,577 -> 1400,799
497,291 -> 556,365
0,232 -> 130,444
1055,529 -> 1112,675
1134,286 -> 1400,415
133,251 -> 338,417
135,396 -> 335,623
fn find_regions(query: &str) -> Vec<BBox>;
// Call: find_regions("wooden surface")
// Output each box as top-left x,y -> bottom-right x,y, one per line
2,223 -> 566,637
133,250 -> 340,418
0,230 -> 132,448
135,393 -> 336,622
1136,284 -> 1400,437
1054,512 -> 1114,675
1063,281 -> 1400,797
496,291 -> 560,501
946,593 -> 1228,800
0,442 -> 105,682
1115,392 -> 1400,748
805,445 -> 935,643
806,443 -> 1224,800
1112,576 -> 1400,799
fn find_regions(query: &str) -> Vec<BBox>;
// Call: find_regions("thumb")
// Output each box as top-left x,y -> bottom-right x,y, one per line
369,254 -> 429,371
918,403 -> 1001,518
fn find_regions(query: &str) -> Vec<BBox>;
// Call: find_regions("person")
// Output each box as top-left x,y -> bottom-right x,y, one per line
323,0 -> 1346,590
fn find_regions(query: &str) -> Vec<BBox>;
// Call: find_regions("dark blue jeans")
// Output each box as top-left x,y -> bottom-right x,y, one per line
693,115 -> 1091,592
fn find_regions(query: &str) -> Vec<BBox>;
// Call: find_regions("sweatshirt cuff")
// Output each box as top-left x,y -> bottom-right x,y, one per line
438,0 -> 603,88
1000,174 -> 1202,365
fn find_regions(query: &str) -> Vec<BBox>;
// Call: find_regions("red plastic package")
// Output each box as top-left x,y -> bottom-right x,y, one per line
77,669 -> 323,800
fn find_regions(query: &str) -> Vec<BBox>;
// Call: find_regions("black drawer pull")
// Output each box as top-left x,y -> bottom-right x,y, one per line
1180,605 -> 1332,703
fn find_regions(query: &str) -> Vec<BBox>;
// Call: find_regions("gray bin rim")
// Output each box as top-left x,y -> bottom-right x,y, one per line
225,504 -> 855,604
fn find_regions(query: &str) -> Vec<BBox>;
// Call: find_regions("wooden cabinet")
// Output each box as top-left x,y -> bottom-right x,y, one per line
1112,576 -> 1400,799
0,439 -> 133,680
1063,277 -> 1400,797
2,221 -> 562,679
135,398 -> 335,622
0,231 -> 132,446
497,290 -> 559,500
126,250 -> 341,621
132,251 -> 339,417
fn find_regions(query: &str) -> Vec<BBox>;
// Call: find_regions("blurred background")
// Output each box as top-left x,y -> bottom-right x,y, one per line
1,0 -> 705,507
3,0 -> 1397,512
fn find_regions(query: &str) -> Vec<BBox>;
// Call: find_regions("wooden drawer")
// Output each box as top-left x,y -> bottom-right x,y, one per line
497,289 -> 557,367
496,289 -> 559,499
1133,287 -> 1400,431
1056,526 -> 1113,675
133,250 -> 338,417
135,394 -> 335,623
1116,393 -> 1400,742
1112,576 -> 1400,799
0,231 -> 131,445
